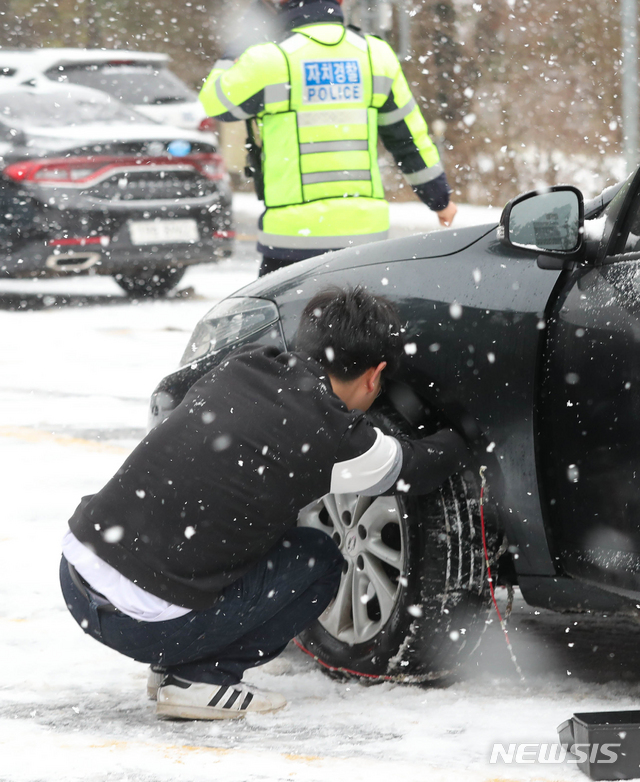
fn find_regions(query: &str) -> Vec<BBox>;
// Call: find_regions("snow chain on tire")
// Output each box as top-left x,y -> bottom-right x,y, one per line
297,406 -> 500,682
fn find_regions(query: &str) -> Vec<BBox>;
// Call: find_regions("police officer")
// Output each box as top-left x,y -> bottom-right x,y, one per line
200,0 -> 457,276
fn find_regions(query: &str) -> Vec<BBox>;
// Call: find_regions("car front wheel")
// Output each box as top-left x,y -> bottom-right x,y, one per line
297,420 -> 494,681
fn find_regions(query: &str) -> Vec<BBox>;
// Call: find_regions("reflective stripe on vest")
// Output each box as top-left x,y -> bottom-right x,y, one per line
299,140 -> 369,154
404,162 -> 444,185
296,108 -> 369,127
215,79 -> 251,120
377,97 -> 416,126
264,83 -> 290,104
372,75 -> 394,96
301,170 -> 371,185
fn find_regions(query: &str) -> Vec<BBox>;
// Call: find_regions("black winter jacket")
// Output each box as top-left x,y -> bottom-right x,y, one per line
68,345 -> 468,609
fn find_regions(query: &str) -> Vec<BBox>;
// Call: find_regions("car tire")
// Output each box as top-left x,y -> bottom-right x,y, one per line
297,410 -> 496,681
114,266 -> 186,298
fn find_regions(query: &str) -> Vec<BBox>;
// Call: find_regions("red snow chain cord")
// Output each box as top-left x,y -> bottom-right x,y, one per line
294,631 -> 444,684
293,637 -> 398,681
479,465 -> 525,681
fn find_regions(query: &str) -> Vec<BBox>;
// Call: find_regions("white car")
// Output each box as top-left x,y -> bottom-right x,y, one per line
0,49 -> 212,133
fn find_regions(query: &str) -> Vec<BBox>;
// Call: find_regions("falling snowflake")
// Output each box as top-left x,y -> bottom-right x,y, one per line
103,526 -> 124,544
213,434 -> 231,452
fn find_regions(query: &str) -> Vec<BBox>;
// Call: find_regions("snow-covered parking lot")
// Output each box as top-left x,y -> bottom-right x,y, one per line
2,200 -> 640,782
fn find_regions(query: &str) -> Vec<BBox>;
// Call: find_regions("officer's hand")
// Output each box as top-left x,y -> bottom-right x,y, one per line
436,201 -> 457,227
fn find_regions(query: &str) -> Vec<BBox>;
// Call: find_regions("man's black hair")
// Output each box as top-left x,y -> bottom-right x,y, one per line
294,286 -> 404,380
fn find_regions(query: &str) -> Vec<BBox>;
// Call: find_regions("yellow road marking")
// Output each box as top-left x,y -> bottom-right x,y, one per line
88,740 -> 231,757
85,739 -> 321,764
64,741 -> 566,779
0,426 -> 131,455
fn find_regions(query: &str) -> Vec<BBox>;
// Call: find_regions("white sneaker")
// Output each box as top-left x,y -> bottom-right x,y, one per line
156,674 -> 287,720
147,665 -> 166,701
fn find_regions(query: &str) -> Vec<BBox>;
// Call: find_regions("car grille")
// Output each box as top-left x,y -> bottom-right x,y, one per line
85,169 -> 218,202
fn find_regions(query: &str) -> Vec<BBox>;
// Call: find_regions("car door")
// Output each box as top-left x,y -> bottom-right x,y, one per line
539,169 -> 640,596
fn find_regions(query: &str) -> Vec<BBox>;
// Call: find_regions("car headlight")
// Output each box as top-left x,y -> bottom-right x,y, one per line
180,297 -> 280,366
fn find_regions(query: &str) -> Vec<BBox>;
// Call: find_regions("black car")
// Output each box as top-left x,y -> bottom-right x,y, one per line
0,83 -> 233,297
148,170 -> 640,680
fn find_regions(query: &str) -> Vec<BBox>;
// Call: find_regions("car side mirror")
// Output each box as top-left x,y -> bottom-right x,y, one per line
498,186 -> 585,268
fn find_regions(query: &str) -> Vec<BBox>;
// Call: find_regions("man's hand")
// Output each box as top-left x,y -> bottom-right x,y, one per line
436,201 -> 457,227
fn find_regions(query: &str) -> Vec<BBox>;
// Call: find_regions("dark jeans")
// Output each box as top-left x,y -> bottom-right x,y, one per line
60,527 -> 343,686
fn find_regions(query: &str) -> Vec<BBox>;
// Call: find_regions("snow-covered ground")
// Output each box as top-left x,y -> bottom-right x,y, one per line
2,199 -> 640,782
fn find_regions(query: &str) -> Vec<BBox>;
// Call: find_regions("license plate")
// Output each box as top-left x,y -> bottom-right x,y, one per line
128,219 -> 199,245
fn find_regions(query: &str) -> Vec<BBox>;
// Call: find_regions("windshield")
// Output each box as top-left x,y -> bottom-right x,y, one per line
46,63 -> 196,105
0,91 -> 147,127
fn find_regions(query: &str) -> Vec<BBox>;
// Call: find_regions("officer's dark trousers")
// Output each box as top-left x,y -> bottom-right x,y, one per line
60,527 -> 343,686
259,255 -> 293,276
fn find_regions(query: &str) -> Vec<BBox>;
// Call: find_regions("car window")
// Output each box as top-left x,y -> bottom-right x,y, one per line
613,192 -> 640,254
46,63 -> 196,105
0,91 -> 146,127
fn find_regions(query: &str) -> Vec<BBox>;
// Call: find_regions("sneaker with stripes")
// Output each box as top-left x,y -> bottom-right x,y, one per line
156,674 -> 287,720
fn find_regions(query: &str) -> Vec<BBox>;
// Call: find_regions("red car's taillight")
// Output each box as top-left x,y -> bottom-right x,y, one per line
4,153 -> 228,184
4,159 -> 104,183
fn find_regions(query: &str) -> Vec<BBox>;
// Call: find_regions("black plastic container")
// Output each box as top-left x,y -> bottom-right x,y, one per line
557,711 -> 640,780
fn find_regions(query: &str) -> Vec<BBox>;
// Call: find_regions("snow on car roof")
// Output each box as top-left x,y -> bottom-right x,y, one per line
0,49 -> 168,75
0,80 -> 114,100
0,80 -> 216,143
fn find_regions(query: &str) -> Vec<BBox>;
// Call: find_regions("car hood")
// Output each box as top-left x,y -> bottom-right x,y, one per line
238,222 -> 498,298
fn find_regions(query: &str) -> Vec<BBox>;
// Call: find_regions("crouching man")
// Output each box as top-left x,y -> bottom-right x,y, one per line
59,285 -> 470,720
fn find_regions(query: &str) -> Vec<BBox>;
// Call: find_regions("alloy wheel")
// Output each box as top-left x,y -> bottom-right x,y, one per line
298,493 -> 405,643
